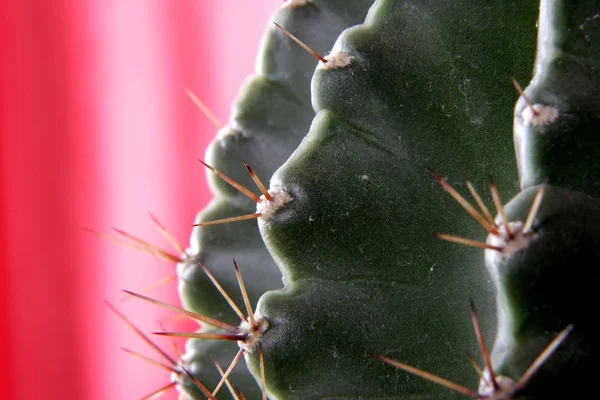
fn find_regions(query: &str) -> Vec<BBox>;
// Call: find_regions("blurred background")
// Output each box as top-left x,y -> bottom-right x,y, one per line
1,1 -> 276,399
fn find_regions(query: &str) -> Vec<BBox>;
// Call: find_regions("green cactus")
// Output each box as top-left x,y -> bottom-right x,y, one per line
253,0 -> 540,397
124,0 -> 600,398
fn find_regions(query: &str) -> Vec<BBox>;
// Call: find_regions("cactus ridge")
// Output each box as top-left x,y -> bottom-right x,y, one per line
481,1 -> 600,397
178,1 -> 374,397
254,0 -> 539,397
515,0 -> 600,194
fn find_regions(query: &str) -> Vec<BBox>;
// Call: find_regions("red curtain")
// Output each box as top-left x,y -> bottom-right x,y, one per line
0,1 -> 275,399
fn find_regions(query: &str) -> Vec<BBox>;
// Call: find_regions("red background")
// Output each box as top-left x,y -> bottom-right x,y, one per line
1,1 -> 275,399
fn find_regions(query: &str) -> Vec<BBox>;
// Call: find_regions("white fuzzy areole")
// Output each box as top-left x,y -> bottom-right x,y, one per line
257,187 -> 293,221
318,50 -> 354,70
173,373 -> 184,396
280,0 -> 312,8
176,247 -> 201,279
238,313 -> 269,353
487,221 -> 536,263
522,104 -> 559,127
479,375 -> 517,400
216,125 -> 242,145
170,360 -> 187,393
171,368 -> 182,385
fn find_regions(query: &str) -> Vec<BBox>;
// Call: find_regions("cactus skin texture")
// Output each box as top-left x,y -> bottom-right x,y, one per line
177,0 -> 600,399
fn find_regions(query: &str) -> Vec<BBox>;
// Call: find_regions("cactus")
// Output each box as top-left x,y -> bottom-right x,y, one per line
176,1 -> 374,398
123,0 -> 600,398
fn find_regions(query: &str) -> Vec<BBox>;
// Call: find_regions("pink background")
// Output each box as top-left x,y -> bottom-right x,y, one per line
1,1 -> 276,399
